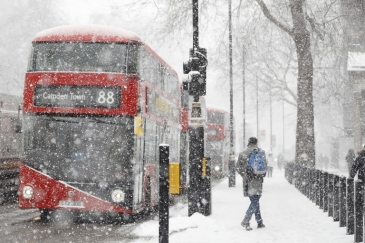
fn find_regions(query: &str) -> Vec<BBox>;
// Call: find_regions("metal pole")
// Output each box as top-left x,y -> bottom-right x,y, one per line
315,170 -> 320,206
323,172 -> 328,212
328,174 -> 333,217
333,175 -> 340,221
192,0 -> 199,49
159,145 -> 169,243
188,0 -> 205,216
269,88 -> 272,153
339,176 -> 346,227
347,177 -> 354,235
256,76 -> 259,138
354,180 -> 363,242
319,171 -> 324,209
282,98 -> 285,159
228,0 -> 235,187
242,48 -> 246,150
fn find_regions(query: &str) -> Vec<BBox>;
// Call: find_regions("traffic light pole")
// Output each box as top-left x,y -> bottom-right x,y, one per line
184,0 -> 210,216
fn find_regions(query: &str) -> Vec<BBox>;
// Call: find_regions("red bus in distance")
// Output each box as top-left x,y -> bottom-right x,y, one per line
206,108 -> 230,179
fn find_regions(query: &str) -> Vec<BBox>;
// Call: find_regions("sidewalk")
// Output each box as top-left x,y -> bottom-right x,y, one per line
126,169 -> 353,243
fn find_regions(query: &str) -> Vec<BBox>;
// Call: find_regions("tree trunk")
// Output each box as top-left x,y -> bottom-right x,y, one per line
289,0 -> 315,167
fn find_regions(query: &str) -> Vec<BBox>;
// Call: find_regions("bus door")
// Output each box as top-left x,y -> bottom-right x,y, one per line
133,116 -> 145,209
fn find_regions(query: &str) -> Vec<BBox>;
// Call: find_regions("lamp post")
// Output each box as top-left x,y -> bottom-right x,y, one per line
228,0 -> 235,187
256,76 -> 259,138
270,90 -> 272,152
282,98 -> 285,159
242,48 -> 246,150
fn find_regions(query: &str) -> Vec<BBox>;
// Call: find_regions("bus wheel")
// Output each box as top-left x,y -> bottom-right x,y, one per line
0,194 -> 5,205
40,209 -> 53,221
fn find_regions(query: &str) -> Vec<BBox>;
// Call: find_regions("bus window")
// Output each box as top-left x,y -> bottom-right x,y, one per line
30,42 -> 128,73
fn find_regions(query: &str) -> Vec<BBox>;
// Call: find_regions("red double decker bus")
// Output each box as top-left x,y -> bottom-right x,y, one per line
206,108 -> 230,179
19,25 -> 183,221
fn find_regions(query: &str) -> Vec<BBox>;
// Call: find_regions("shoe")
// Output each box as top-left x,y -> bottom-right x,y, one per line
257,222 -> 265,228
241,221 -> 252,231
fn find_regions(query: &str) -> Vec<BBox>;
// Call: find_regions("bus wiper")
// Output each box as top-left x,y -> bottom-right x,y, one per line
89,117 -> 124,125
48,117 -> 81,124
89,117 -> 116,124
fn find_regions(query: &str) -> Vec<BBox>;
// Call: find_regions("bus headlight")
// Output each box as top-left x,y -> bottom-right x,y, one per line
215,166 -> 220,171
111,189 -> 125,203
22,186 -> 34,199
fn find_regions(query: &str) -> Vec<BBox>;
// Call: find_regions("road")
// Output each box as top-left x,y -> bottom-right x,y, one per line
0,177 -> 222,243
0,201 -> 146,243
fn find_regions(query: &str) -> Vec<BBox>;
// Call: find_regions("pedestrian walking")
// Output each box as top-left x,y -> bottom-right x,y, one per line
267,151 -> 274,177
236,137 -> 266,231
346,149 -> 355,176
349,147 -> 365,180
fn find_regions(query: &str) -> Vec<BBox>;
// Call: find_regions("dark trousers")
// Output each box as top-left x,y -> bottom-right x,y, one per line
243,195 -> 263,223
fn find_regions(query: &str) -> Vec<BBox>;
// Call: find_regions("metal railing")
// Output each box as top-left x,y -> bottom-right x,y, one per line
285,163 -> 363,242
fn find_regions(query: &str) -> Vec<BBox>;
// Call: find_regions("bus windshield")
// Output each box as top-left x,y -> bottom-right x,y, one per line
207,112 -> 224,124
28,42 -> 135,73
23,114 -> 134,186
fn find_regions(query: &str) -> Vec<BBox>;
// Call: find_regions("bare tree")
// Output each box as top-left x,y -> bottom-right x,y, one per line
0,0 -> 62,95
114,0 -> 345,164
255,0 -> 316,166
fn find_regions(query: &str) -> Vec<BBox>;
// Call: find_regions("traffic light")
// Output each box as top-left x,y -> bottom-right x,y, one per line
182,48 -> 207,96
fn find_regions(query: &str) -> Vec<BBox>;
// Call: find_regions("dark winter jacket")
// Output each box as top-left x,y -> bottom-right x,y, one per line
350,150 -> 365,181
236,144 -> 266,196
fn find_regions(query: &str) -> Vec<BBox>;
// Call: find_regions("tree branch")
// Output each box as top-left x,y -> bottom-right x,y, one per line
305,13 -> 324,41
255,0 -> 294,36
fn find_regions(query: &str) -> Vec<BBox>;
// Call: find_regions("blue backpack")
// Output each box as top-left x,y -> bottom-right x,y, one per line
248,149 -> 266,176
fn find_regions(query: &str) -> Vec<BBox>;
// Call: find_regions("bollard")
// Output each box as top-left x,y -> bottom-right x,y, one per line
339,176 -> 346,227
347,178 -> 354,235
298,165 -> 301,189
307,168 -> 311,198
201,157 -> 211,216
315,170 -> 320,206
289,163 -> 294,184
301,166 -> 305,194
298,165 -> 303,193
354,180 -> 363,243
328,174 -> 333,217
305,168 -> 310,198
288,163 -> 293,184
310,169 -> 316,202
319,171 -> 324,209
333,175 -> 340,222
159,145 -> 169,243
323,172 -> 328,212
294,165 -> 299,189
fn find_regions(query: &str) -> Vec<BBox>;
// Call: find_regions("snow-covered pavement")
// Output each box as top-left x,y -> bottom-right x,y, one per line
126,169 -> 353,243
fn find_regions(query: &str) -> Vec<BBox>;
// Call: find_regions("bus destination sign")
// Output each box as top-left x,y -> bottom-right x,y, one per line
34,85 -> 122,108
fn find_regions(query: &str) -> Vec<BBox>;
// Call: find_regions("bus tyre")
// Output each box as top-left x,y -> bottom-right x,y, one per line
40,209 -> 53,221
0,194 -> 5,205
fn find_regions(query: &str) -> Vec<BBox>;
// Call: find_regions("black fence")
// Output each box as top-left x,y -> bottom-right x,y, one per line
285,163 -> 363,243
